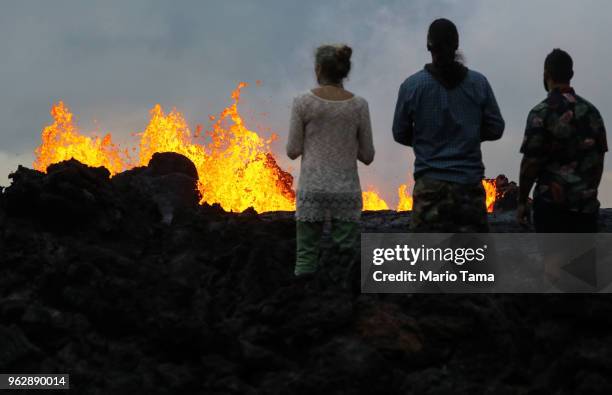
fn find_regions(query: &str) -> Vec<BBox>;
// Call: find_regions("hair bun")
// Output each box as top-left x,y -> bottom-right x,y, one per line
314,43 -> 352,83
336,45 -> 352,61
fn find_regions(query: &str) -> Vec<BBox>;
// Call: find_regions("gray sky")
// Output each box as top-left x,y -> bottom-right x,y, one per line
1,0 -> 611,207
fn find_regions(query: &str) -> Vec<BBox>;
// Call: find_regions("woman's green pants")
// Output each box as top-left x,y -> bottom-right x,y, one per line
294,220 -> 359,276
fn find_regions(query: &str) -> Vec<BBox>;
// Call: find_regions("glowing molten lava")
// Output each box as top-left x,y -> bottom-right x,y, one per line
34,83 -> 295,213
34,101 -> 130,176
482,179 -> 497,213
396,184 -> 414,211
362,187 -> 389,211
136,83 -> 295,212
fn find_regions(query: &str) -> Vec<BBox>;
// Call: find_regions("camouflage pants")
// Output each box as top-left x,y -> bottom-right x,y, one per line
410,177 -> 489,233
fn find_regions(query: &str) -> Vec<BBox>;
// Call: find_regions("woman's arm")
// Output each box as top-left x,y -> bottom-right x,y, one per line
286,97 -> 304,159
357,100 -> 375,165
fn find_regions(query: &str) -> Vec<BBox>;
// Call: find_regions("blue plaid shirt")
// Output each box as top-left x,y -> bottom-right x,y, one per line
392,68 -> 504,184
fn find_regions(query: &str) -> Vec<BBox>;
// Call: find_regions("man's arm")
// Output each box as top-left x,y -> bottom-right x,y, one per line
481,78 -> 505,142
517,107 -> 549,224
392,83 -> 414,146
518,156 -> 541,205
593,153 -> 605,189
590,107 -> 608,189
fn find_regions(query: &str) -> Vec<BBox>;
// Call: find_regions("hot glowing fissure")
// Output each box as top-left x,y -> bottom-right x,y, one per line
33,83 -> 497,213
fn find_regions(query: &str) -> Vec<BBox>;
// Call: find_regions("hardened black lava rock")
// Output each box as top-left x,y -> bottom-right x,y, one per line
2,160 -> 122,233
111,152 -> 201,227
1,157 -> 612,394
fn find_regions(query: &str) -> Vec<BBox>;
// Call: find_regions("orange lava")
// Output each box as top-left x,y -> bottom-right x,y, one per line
34,83 -> 294,213
482,179 -> 497,213
396,184 -> 414,211
362,187 -> 390,211
34,101 -> 130,176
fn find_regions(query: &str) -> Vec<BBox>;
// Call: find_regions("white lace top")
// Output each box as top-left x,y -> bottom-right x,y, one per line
286,91 -> 375,222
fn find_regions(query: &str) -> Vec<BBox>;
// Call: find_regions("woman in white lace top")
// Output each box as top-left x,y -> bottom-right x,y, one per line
286,44 -> 375,276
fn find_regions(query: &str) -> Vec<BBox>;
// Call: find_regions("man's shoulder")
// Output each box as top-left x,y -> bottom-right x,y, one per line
529,99 -> 549,115
523,99 -> 549,131
401,67 -> 493,91
458,68 -> 492,90
402,69 -> 431,88
465,69 -> 487,82
575,94 -> 601,116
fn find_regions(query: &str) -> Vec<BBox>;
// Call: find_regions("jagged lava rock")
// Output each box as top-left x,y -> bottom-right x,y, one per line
112,152 -> 200,225
3,159 -> 123,233
2,153 -> 201,235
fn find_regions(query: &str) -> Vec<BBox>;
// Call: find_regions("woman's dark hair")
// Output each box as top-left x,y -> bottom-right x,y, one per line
315,44 -> 352,84
427,18 -> 460,65
544,48 -> 573,83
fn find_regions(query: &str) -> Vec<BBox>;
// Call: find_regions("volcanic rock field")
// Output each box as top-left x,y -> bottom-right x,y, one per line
1,153 -> 612,394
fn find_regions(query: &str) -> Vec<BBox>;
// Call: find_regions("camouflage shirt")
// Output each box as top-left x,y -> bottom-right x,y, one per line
520,87 -> 607,213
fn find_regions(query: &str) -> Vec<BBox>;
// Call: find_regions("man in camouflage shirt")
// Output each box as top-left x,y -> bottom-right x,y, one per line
518,49 -> 607,232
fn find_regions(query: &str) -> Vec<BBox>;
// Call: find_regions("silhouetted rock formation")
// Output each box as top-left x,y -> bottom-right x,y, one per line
1,157 -> 611,394
3,159 -> 121,233
492,174 -> 519,211
3,152 -> 201,234
113,152 -> 201,225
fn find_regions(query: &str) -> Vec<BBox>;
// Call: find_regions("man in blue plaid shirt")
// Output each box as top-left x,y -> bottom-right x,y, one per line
392,18 -> 505,232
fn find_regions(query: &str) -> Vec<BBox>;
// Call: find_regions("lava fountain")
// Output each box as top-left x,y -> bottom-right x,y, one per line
34,83 -> 295,213
135,83 -> 295,212
34,101 -> 131,176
